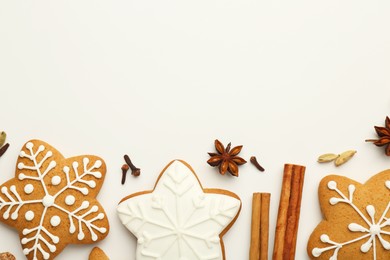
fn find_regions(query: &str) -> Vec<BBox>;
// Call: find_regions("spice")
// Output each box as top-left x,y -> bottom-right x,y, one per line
334,150 -> 356,166
273,164 -> 305,260
250,193 -> 270,260
207,139 -> 247,177
317,150 -> 356,166
0,252 -> 16,260
0,132 -> 6,148
124,154 -> 141,177
366,116 -> 390,155
121,164 -> 129,185
0,143 -> 9,158
317,153 -> 339,163
250,156 -> 265,172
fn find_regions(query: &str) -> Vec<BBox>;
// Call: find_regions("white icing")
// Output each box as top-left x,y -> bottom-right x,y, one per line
51,176 -> 61,186
312,180 -> 390,260
42,195 -> 55,207
26,142 -> 33,149
117,160 -> 241,260
50,216 -> 61,227
0,185 -> 40,220
0,141 -> 107,260
25,210 -> 34,221
24,184 -> 34,194
327,180 -> 337,190
65,195 -> 75,206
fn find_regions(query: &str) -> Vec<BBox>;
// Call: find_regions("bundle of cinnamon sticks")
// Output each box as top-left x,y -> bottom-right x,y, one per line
249,164 -> 305,260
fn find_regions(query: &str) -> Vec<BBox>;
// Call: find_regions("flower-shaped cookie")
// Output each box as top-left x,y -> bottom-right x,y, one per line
117,160 -> 241,260
307,170 -> 390,259
0,140 -> 109,260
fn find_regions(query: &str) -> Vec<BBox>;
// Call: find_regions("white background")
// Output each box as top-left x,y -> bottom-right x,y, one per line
0,1 -> 390,259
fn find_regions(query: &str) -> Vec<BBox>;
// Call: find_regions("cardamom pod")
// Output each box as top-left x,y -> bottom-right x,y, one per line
317,153 -> 339,163
0,132 -> 6,148
335,150 -> 357,166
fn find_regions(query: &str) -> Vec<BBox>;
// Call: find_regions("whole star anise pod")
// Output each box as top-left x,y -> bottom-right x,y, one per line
366,116 -> 390,155
207,139 -> 247,176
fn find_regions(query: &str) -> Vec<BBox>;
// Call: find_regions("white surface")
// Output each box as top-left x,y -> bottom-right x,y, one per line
0,1 -> 389,259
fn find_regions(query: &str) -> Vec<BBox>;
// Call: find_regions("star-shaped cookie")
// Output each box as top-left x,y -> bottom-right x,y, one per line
117,160 -> 241,260
0,140 -> 109,260
307,170 -> 390,259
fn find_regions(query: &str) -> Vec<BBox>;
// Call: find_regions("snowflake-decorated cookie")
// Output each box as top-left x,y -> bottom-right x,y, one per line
0,140 -> 109,260
117,160 -> 241,260
307,170 -> 390,260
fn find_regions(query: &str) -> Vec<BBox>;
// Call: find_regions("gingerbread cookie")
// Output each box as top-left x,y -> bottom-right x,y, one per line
307,170 -> 390,259
117,160 -> 241,260
0,252 -> 16,260
0,140 -> 109,259
89,247 -> 109,260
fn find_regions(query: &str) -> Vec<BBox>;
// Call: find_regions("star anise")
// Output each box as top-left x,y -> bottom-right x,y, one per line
207,139 -> 247,176
366,116 -> 390,156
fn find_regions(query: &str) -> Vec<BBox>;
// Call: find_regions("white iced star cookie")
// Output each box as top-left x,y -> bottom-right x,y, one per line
117,160 -> 242,260
0,140 -> 109,260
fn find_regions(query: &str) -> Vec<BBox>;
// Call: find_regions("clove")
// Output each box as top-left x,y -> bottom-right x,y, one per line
124,154 -> 141,177
250,156 -> 265,172
121,164 -> 129,185
0,143 -> 9,158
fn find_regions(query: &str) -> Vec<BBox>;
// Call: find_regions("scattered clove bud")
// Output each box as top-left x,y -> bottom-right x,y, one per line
124,154 -> 141,177
0,143 -> 9,158
121,164 -> 129,185
250,156 -> 265,172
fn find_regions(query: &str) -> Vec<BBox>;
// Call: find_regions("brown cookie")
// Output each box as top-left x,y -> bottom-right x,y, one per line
89,247 -> 109,260
0,140 -> 109,259
0,252 -> 16,260
307,170 -> 390,259
117,160 -> 242,260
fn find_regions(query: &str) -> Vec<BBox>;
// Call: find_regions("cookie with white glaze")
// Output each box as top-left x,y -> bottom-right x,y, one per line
307,170 -> 390,259
0,140 -> 109,259
117,160 -> 242,260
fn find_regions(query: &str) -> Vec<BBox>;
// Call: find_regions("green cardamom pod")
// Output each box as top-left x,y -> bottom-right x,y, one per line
335,150 -> 357,166
317,153 -> 339,163
0,131 -> 6,147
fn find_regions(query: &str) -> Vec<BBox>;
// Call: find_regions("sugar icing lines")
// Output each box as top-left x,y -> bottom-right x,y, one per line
117,160 -> 241,260
0,140 -> 109,260
311,175 -> 390,260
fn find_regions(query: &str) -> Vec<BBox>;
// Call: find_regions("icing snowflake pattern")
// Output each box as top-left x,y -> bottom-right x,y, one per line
312,180 -> 390,260
0,140 -> 108,260
117,160 -> 241,260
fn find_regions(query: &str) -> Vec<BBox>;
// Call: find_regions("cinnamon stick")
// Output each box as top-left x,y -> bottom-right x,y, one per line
249,192 -> 270,260
272,164 -> 305,260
